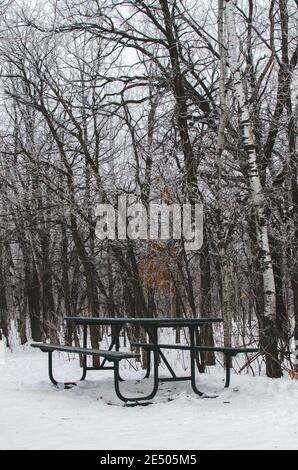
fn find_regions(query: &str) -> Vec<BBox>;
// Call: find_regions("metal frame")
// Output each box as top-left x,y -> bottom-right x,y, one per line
76,320 -> 189,386
61,317 -> 225,402
142,330 -> 204,387
48,350 -> 85,389
189,326 -> 204,396
224,354 -> 232,388
144,325 -> 177,380
113,328 -> 159,403
80,323 -> 125,381
66,319 -> 208,400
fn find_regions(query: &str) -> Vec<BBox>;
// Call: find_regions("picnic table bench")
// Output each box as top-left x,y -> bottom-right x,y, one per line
130,342 -> 259,388
31,343 -> 141,402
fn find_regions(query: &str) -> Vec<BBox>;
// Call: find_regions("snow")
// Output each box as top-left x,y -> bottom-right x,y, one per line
1,345 -> 298,450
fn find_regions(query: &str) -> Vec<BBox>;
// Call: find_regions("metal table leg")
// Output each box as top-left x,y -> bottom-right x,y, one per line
189,326 -> 204,396
81,323 -> 125,380
224,354 -> 232,388
80,324 -> 87,381
48,351 -> 83,389
145,326 -> 177,379
189,326 -> 218,398
99,324 -> 125,381
113,327 -> 159,403
144,348 -> 151,378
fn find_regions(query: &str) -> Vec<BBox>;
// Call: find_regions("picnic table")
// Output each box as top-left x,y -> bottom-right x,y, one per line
31,316 -> 258,403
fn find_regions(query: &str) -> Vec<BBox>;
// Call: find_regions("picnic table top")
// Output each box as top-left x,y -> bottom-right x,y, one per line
65,316 -> 223,328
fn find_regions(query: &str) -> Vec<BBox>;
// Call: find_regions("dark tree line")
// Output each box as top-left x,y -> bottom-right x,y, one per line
0,0 -> 297,377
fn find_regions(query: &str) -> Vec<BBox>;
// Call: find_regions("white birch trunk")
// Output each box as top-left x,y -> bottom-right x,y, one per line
217,0 -> 231,347
224,0 -> 276,320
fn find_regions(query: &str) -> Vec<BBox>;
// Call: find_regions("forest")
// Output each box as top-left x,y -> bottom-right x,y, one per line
0,0 -> 297,380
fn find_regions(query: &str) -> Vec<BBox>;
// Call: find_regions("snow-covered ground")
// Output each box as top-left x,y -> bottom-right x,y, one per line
1,344 -> 298,450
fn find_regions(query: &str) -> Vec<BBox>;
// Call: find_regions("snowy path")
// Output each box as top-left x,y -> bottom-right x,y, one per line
0,346 -> 297,450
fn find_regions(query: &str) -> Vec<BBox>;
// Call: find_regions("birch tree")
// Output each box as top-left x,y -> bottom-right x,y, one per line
224,0 -> 282,377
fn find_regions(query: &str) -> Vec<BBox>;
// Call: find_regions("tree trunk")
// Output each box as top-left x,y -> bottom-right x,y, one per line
0,244 -> 9,346
28,260 -> 42,342
224,0 -> 282,377
200,226 -> 215,365
217,0 -> 232,362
